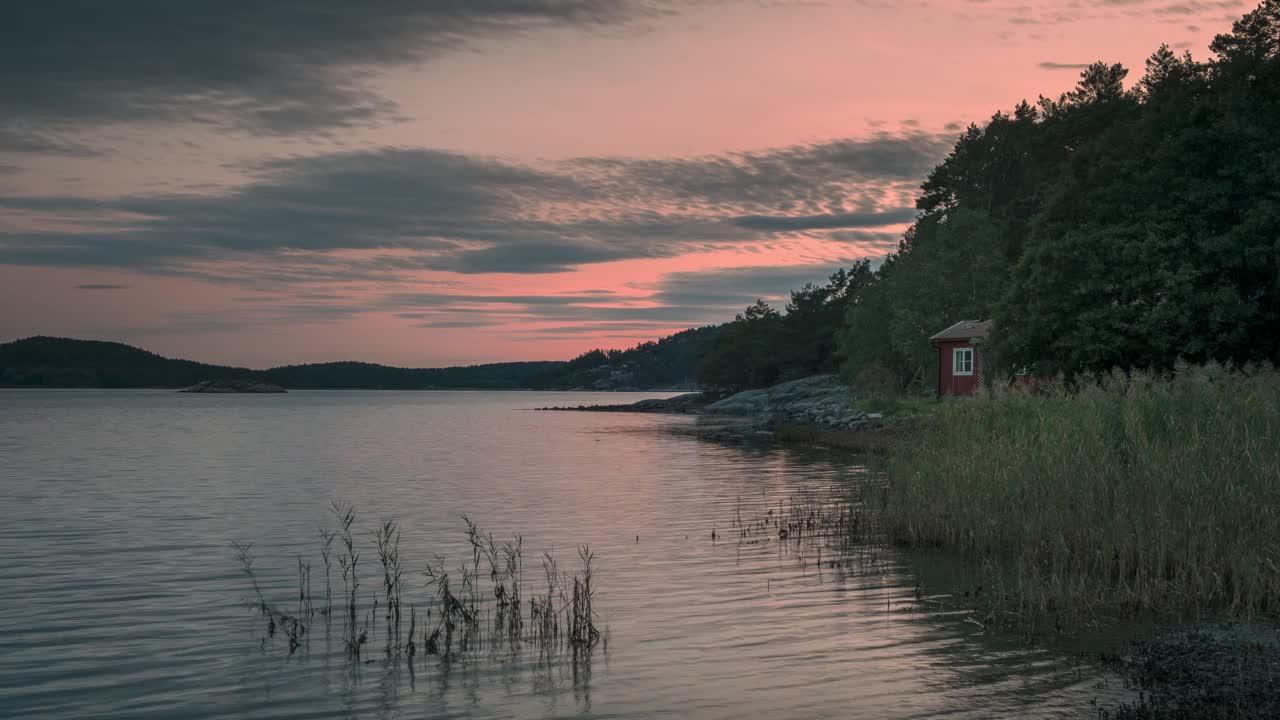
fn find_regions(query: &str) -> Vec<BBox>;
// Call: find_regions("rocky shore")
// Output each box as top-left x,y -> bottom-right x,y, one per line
537,392 -> 710,414
179,379 -> 288,393
700,375 -> 884,430
540,375 -> 905,445
1101,624 -> 1280,718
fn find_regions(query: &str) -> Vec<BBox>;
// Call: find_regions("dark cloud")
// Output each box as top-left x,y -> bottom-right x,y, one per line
434,242 -> 635,274
523,322 -> 681,334
980,0 -> 1243,28
415,319 -> 509,329
0,148 -> 579,270
730,208 -> 915,231
449,262 -> 873,333
74,283 -> 129,290
823,229 -> 904,248
1,134 -> 938,277
67,261 -> 879,340
0,126 -> 103,157
1153,2 -> 1244,17
388,292 -> 626,307
1,2 -> 671,138
385,262 -> 869,334
1038,61 -> 1092,70
645,262 -> 859,313
574,132 -> 950,212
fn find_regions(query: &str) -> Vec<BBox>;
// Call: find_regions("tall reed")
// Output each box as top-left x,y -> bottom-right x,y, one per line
887,362 -> 1280,623
233,506 -> 605,666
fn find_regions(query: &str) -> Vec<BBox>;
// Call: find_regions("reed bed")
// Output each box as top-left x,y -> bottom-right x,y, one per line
726,486 -> 890,572
232,503 -> 603,666
886,363 -> 1280,624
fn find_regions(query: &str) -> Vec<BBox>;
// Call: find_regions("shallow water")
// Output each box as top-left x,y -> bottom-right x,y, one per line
0,389 -> 1134,718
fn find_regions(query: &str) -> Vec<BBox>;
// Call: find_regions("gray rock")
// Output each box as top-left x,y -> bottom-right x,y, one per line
703,387 -> 771,416
702,375 -> 862,430
537,391 -> 710,414
180,379 -> 287,393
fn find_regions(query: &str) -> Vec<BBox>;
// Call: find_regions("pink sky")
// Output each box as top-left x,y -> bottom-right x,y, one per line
0,0 -> 1254,367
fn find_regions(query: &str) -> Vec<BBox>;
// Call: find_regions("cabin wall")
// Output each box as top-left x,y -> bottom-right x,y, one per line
935,339 -> 981,397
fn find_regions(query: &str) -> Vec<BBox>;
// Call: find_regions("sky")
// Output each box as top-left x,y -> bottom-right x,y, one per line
0,0 -> 1255,368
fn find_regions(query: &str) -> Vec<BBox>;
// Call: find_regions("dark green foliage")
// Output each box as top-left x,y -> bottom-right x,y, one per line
840,1 -> 1280,383
264,360 -> 561,390
998,12 -> 1280,374
697,262 -> 873,391
0,331 -> 716,390
524,325 -> 720,390
0,336 -> 260,388
0,336 -> 560,390
697,299 -> 784,391
781,263 -> 875,377
843,210 -> 1009,389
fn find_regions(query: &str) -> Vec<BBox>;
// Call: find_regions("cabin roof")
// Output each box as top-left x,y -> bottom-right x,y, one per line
929,319 -> 992,342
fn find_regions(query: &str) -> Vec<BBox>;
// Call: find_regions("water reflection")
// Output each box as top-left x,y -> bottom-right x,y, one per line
2,390 -> 1138,719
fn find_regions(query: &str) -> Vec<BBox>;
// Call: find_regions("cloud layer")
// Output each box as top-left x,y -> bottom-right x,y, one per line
0,1 -> 677,145
3,0 -> 1253,365
1,133 -> 938,278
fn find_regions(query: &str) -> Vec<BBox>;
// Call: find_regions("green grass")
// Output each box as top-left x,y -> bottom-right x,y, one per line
851,395 -> 944,417
886,363 -> 1280,624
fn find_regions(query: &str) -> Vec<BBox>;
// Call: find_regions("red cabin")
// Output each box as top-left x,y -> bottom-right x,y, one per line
930,320 -> 992,397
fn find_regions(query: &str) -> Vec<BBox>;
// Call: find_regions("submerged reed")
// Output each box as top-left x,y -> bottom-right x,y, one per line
886,362 -> 1280,624
232,505 -> 604,667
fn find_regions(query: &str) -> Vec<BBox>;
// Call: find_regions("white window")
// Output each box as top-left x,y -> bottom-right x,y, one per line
953,347 -> 974,376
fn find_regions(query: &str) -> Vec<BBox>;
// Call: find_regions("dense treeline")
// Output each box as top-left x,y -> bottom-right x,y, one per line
843,2 -> 1280,386
695,2 -> 1280,393
695,263 -> 873,391
264,360 -> 563,390
0,336 -> 560,390
0,333 -> 714,390
0,336 -> 263,388
526,326 -> 720,390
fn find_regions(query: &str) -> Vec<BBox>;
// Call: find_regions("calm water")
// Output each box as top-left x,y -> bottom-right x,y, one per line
0,390 -> 1133,719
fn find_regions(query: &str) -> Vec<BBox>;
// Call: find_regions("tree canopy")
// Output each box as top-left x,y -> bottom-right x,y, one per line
838,1 -> 1280,385
697,262 -> 873,391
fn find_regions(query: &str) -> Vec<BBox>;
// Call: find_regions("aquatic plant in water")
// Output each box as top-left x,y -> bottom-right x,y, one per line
230,504 -> 604,670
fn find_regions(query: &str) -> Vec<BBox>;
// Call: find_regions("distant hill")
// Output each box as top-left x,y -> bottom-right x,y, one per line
0,331 -> 720,390
0,336 -> 261,388
263,359 -> 563,390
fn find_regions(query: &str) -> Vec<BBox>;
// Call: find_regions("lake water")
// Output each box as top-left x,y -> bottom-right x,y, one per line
0,390 -> 1135,718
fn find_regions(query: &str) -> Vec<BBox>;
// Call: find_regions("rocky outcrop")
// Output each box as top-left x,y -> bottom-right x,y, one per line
539,392 -> 709,414
538,375 -> 897,437
702,375 -> 880,431
180,379 -> 287,393
1101,624 -> 1280,718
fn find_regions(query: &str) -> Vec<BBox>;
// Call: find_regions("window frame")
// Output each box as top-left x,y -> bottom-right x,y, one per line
952,347 -> 974,376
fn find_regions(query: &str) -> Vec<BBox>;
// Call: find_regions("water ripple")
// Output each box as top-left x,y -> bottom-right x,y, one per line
0,389 -> 1134,718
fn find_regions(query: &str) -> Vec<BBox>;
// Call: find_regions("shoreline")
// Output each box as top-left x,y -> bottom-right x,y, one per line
0,385 -> 695,393
539,376 -> 916,453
